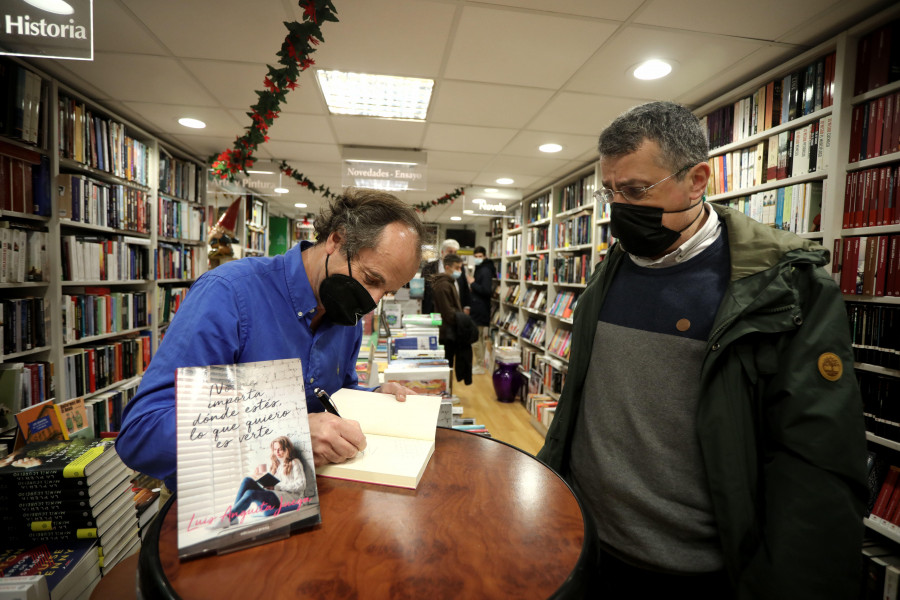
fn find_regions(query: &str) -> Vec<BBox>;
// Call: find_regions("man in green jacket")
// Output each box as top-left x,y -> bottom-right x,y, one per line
537,101 -> 867,598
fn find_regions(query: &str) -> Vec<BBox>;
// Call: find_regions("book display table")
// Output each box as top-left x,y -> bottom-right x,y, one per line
139,428 -> 588,599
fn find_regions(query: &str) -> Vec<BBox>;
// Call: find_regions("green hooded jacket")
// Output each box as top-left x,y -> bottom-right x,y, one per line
537,204 -> 868,599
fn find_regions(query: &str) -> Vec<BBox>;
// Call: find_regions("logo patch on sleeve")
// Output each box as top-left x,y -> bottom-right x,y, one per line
817,352 -> 843,381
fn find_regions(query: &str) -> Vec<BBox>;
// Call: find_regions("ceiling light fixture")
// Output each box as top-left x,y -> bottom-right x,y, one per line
23,0 -> 73,15
539,143 -> 563,153
463,209 -> 474,214
274,173 -> 289,194
178,117 -> 206,129
316,70 -> 434,120
633,59 -> 672,81
450,216 -> 462,221
246,170 -> 274,175
496,178 -> 514,185
294,203 -> 307,208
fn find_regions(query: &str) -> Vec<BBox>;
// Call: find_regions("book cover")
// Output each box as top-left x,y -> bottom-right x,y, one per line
0,538 -> 99,599
315,388 -> 441,490
14,399 -> 69,447
175,358 -> 320,560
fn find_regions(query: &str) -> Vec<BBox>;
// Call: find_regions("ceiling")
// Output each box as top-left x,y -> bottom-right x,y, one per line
32,0 -> 894,225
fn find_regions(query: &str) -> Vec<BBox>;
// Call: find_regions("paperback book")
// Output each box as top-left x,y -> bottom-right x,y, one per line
175,358 -> 320,560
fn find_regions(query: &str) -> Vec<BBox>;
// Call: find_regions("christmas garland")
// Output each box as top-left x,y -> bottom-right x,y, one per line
278,160 -> 341,200
411,187 -> 465,213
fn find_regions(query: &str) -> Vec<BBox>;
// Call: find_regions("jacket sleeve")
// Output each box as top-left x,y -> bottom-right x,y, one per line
117,275 -> 242,489
737,266 -> 868,599
470,266 -> 493,299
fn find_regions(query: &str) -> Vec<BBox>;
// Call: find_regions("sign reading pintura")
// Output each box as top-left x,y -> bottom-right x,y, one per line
1,0 -> 93,61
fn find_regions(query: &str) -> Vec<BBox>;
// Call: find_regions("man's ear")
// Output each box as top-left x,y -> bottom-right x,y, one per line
325,229 -> 344,255
689,162 -> 711,199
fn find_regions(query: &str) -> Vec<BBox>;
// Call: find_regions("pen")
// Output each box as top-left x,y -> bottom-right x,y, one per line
314,388 -> 341,417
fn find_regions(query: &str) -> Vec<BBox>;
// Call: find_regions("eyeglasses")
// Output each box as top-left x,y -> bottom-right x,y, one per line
593,165 -> 693,204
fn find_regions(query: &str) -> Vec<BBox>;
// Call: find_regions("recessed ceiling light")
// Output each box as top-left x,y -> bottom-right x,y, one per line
274,187 -> 289,194
496,178 -> 514,185
316,70 -> 434,120
294,203 -> 307,208
246,170 -> 274,175
463,209 -> 474,214
450,216 -> 462,221
539,143 -> 563,153
23,0 -> 73,15
633,59 -> 672,81
178,117 -> 206,129
484,188 -> 498,193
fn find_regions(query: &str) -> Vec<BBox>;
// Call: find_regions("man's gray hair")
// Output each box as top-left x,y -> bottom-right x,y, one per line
441,239 -> 460,253
314,188 -> 426,261
598,101 -> 709,177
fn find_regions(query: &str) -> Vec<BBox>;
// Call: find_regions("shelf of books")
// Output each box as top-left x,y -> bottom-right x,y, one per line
0,55 -> 208,453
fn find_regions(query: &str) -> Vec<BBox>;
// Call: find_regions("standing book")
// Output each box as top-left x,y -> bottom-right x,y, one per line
175,358 -> 320,560
315,388 -> 442,489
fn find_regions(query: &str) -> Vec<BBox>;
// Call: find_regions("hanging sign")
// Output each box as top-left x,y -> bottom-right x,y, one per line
1,0 -> 93,60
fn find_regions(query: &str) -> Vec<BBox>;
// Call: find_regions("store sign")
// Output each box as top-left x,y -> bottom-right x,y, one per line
1,0 -> 93,60
462,186 -> 521,217
342,160 -> 427,191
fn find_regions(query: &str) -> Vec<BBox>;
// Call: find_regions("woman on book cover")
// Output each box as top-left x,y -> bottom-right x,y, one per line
212,436 -> 307,529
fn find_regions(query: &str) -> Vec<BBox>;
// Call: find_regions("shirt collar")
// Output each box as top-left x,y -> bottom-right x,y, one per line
628,203 -> 722,269
286,240 -> 320,318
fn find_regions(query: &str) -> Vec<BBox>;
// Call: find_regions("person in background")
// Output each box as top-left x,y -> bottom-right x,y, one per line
431,254 -> 476,385
537,101 -> 867,598
468,246 -> 496,375
421,238 -> 470,315
117,189 -> 425,491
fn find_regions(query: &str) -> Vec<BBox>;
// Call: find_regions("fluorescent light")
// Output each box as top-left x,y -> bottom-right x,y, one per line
294,203 -> 307,208
23,0 -> 73,14
633,59 -> 672,80
496,178 -> 514,185
463,209 -> 474,214
317,70 -> 434,120
246,170 -> 274,175
274,187 -> 289,194
178,117 -> 206,129
484,188 -> 498,193
346,159 -> 418,166
450,216 -> 462,221
539,143 -> 563,153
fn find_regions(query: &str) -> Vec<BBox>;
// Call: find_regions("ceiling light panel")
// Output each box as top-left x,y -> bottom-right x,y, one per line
316,70 -> 434,120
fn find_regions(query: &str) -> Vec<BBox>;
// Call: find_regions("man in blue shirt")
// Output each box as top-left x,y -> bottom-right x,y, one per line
117,189 -> 426,490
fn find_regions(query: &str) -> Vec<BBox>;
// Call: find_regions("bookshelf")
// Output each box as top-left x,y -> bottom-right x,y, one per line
0,55 -> 208,428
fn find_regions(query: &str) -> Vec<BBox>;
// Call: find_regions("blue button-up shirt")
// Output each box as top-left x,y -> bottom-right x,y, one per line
117,242 -> 366,489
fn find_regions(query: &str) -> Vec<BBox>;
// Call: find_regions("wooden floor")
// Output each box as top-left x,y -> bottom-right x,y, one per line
451,370 -> 546,456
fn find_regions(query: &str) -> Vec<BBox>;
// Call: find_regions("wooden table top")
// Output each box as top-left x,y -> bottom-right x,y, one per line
143,428 -> 586,599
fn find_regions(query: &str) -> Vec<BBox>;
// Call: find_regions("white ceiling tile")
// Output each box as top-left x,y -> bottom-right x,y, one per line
426,151 -> 495,173
94,0 -> 169,55
122,102 -> 241,136
502,130 -> 598,160
444,6 -> 619,88
775,0 -> 896,44
262,140 -> 343,164
429,81 -> 554,128
170,134 -> 243,159
482,154 -> 571,179
425,169 -> 479,186
423,123 -> 518,154
229,111 -> 336,145
474,0 -> 644,21
331,116 -> 426,148
528,92 -> 647,135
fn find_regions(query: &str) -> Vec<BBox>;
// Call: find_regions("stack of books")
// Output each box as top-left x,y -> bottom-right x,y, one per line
0,537 -> 100,600
0,438 -> 141,587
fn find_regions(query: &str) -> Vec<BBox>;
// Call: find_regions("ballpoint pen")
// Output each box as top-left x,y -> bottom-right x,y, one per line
314,388 -> 341,417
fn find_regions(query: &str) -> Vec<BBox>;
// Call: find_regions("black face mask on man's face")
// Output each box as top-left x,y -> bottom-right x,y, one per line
319,253 -> 377,326
609,197 -> 705,258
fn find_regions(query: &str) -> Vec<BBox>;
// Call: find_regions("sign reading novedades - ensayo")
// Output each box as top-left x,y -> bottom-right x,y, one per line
1,0 -> 93,61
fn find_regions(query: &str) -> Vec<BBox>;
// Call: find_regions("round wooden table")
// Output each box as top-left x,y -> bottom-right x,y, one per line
140,428 -> 588,599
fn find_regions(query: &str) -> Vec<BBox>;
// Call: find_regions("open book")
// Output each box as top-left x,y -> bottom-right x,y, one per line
315,389 -> 441,489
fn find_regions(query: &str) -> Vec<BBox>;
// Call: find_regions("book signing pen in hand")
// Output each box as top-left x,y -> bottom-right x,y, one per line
314,388 -> 341,417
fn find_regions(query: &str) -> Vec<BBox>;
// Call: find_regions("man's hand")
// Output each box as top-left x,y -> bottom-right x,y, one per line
377,381 -> 416,402
308,412 -> 366,467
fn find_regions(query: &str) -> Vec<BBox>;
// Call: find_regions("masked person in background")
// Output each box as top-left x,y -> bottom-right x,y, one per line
118,189 -> 426,491
537,102 -> 867,599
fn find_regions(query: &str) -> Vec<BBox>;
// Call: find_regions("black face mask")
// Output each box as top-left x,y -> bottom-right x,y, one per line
610,197 -> 705,258
319,253 -> 377,326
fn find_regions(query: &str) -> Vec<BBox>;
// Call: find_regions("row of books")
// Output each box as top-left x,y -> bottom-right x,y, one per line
546,328 -> 571,360
526,226 -> 549,252
707,117 -> 831,197
0,361 -> 54,417
526,393 -> 557,429
520,344 -> 540,373
57,173 -> 152,233
702,52 -> 836,150
490,217 -> 504,236
63,338 -> 148,402
0,225 -> 47,283
847,302 -> 899,369
81,379 -> 140,432
0,58 -> 43,146
246,228 -> 266,253
540,356 -> 566,395
843,165 -> 900,229
717,181 -> 822,235
0,148 -> 51,217
849,91 -> 900,163
553,253 -> 590,286
58,94 -> 152,187
496,310 -> 519,335
596,222 -> 613,252
524,255 -> 549,282
61,234 -> 150,282
555,213 -> 591,248
527,193 -> 550,223
504,284 -> 520,304
547,291 -> 579,319
505,261 -> 520,280
159,151 -> 200,202
489,238 -> 502,257
853,20 -> 900,96
557,175 -> 594,214
156,243 -> 203,281
159,196 -> 206,241
505,232 -> 521,255
1,297 -> 48,357
61,290 -> 148,343
837,235 -> 900,297
521,317 -> 546,347
520,287 -> 547,312
861,370 -> 899,443
158,285 -> 189,326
